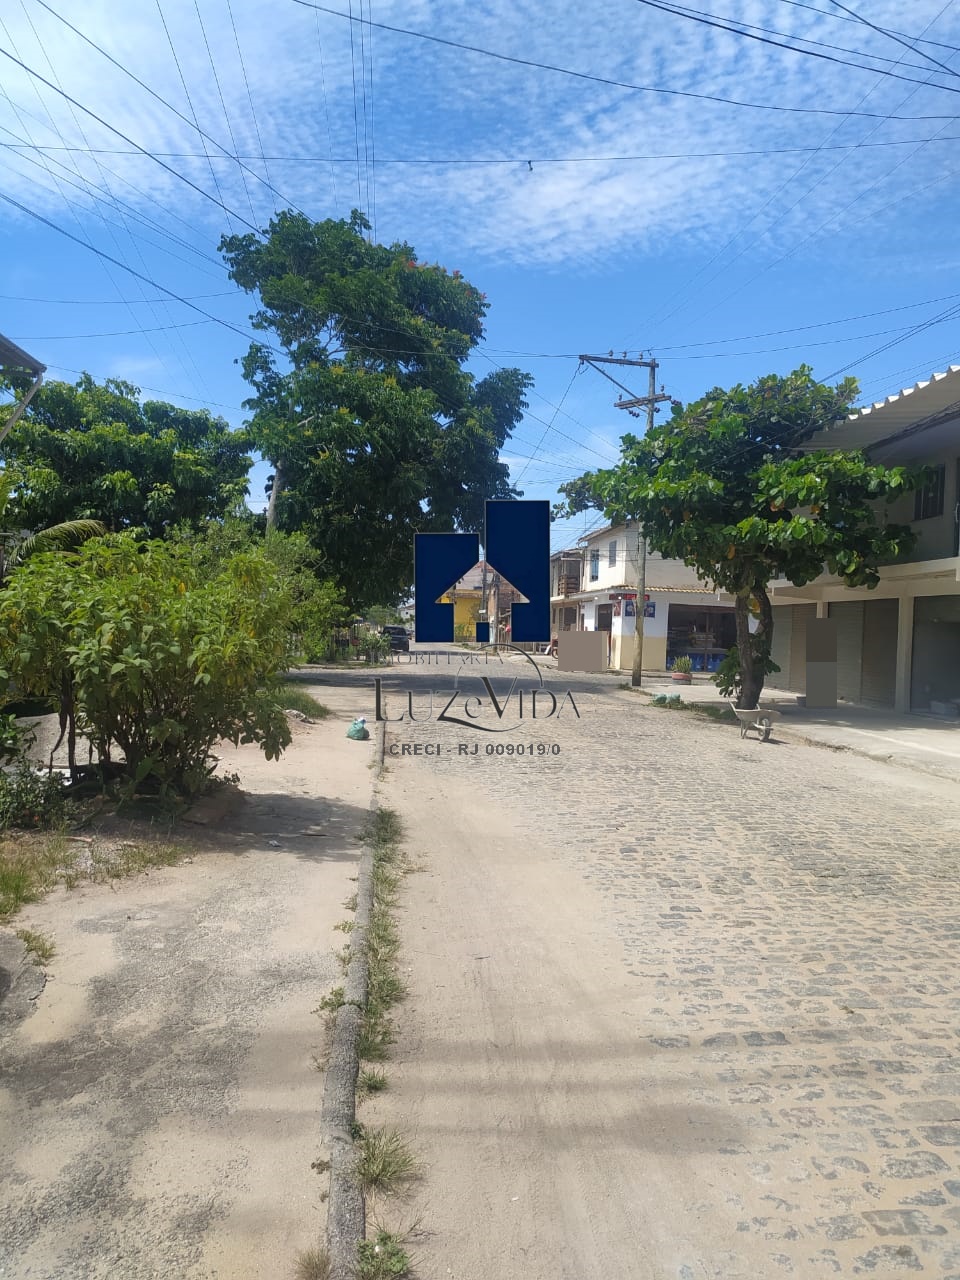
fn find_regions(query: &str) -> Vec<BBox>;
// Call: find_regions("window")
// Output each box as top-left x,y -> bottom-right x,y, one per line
589,549 -> 600,581
608,539 -> 617,567
914,464 -> 945,521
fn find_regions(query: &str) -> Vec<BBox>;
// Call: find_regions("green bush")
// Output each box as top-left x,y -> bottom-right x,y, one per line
0,534 -> 295,796
0,765 -> 66,830
0,714 -> 36,765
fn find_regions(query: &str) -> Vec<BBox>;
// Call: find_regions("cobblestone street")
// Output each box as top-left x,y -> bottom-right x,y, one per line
368,654 -> 960,1277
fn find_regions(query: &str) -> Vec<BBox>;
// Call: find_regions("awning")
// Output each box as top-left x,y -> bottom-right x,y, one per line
0,334 -> 45,376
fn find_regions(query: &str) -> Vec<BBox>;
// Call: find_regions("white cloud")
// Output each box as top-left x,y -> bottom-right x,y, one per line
1,0 -> 959,271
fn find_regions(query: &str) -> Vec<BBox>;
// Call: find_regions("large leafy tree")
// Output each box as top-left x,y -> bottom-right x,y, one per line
558,366 -> 921,708
220,210 -> 531,609
0,373 -> 251,537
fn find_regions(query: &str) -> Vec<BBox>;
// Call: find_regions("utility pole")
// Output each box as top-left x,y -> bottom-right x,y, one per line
579,353 -> 677,687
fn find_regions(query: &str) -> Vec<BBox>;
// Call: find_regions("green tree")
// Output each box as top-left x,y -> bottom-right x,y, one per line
0,535 -> 293,795
558,367 -> 922,708
0,372 -> 251,537
166,517 -> 349,661
220,210 -> 531,609
0,472 -> 105,585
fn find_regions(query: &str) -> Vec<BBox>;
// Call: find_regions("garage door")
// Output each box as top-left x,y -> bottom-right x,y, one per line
789,604 -> 817,693
768,606 -> 792,688
860,598 -> 898,708
829,601 -> 864,703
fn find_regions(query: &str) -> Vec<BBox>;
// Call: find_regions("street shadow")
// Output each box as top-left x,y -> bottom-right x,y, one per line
179,789 -> 372,865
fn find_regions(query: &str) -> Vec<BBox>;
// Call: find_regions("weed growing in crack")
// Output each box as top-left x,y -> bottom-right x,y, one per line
294,1244 -> 332,1280
15,927 -> 55,964
355,1127 -> 419,1194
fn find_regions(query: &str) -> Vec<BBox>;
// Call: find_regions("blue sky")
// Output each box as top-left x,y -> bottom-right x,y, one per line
2,0 -> 960,552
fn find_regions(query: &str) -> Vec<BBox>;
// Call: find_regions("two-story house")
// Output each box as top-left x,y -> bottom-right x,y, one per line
767,364 -> 960,715
550,523 -> 746,672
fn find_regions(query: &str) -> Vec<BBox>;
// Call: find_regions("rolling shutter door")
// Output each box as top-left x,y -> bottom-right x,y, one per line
829,602 -> 864,703
861,598 -> 898,708
768,606 -> 792,689
789,604 -> 816,693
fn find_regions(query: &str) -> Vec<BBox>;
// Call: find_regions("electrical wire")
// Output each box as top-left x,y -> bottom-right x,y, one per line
774,0 -> 960,54
193,0 -> 257,222
347,0 -> 363,213
513,367 -> 583,485
0,188 -> 280,349
0,43 -> 262,232
0,291 -> 236,303
315,10 -> 340,210
0,11 -> 194,394
225,0 -> 275,213
634,0 -> 960,89
154,0 -> 235,233
640,0 -> 956,337
32,0 -> 311,219
823,0 -> 960,81
289,0 -> 960,122
642,0 -> 956,75
12,134 -> 960,164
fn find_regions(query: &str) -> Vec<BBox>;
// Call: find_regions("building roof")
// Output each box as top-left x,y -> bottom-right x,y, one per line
807,364 -> 960,452
0,334 -> 45,376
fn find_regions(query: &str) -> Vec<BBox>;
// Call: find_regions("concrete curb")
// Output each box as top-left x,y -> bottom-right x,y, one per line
321,720 -> 384,1279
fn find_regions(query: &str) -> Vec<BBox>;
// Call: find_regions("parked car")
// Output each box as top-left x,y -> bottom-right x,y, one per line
381,624 -> 410,652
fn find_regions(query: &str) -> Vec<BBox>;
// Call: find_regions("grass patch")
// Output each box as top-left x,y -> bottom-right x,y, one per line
358,1068 -> 388,1096
294,1245 -> 332,1280
0,830 -> 189,922
15,927 -> 55,964
280,682 -> 331,719
355,1127 -> 419,1194
357,1230 -> 412,1279
353,807 -> 409,1067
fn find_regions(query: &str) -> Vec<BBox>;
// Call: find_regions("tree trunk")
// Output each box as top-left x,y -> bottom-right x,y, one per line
734,592 -> 761,711
265,459 -> 284,533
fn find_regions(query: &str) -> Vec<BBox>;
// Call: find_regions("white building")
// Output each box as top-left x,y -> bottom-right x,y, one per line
551,523 -> 747,672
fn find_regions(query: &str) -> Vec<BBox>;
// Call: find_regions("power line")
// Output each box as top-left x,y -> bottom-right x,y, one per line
642,0 -> 957,74
315,10 -> 340,210
0,131 -> 226,272
0,188 -> 278,348
11,133 -> 960,163
193,0 -> 257,222
823,0 -> 960,81
634,0 -> 960,90
40,360 -> 246,411
14,320 -> 213,339
0,291 -> 236,303
347,0 -> 363,213
32,0 -> 310,219
154,0 -> 236,233
0,42 -> 262,232
225,0 -> 275,213
513,366 -> 582,485
823,297 -> 960,379
774,0 -> 960,54
641,0 -> 957,337
291,0 -> 960,121
0,8 -> 196,395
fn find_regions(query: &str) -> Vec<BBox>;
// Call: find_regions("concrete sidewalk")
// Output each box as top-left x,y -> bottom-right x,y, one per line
630,674 -> 960,785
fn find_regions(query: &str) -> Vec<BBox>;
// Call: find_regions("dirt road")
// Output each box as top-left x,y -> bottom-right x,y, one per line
367,658 -> 960,1279
0,683 -> 374,1280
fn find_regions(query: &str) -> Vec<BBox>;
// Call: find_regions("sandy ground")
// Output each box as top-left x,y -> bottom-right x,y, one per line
0,682 -> 376,1280
363,773 -> 671,1280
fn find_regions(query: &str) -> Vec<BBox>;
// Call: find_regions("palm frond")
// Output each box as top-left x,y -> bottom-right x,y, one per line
8,519 -> 107,567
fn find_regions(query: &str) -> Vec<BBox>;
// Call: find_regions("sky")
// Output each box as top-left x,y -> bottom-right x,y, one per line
2,0 -> 960,552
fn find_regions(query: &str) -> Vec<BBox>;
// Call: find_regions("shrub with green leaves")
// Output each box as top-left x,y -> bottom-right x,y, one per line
0,534 -> 295,796
0,764 -> 66,830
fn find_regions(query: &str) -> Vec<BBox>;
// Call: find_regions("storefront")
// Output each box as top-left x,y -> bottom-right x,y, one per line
665,603 -> 737,672
911,595 -> 960,716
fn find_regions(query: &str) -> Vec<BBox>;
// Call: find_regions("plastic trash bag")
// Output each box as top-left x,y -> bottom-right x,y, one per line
346,717 -> 370,741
